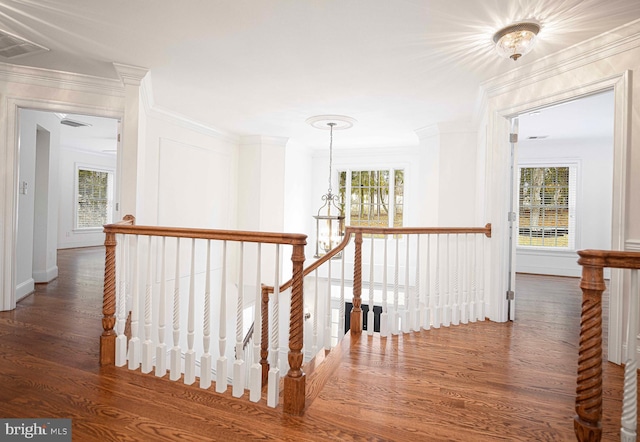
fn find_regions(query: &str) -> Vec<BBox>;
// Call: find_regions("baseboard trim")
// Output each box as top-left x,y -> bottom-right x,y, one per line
16,278 -> 35,301
626,239 -> 640,251
33,266 -> 58,283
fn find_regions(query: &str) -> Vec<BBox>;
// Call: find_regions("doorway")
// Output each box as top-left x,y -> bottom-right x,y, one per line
488,72 -> 629,363
15,109 -> 119,302
514,91 -> 614,278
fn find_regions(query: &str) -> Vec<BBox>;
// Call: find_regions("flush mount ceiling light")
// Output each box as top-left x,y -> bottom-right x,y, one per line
493,22 -> 540,61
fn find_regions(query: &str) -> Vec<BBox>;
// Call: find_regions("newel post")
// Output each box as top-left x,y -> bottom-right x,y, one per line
574,251 -> 605,442
350,232 -> 363,335
101,231 -> 117,365
284,242 -> 306,415
260,285 -> 270,386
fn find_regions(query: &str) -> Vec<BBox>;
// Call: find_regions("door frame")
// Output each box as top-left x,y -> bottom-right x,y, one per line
2,97 -> 124,311
487,71 -> 630,363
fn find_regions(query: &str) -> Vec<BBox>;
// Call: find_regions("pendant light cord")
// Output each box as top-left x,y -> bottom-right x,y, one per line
327,122 -> 335,195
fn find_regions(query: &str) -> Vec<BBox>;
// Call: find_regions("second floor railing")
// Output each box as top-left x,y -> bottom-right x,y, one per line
100,215 -> 307,414
261,224 -> 492,412
101,216 -> 492,416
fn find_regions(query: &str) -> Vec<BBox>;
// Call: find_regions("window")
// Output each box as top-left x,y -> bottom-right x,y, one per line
338,169 -> 404,228
517,165 -> 576,248
76,166 -> 114,229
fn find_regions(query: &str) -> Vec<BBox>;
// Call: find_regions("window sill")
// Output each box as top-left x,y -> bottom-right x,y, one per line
516,247 -> 577,257
73,228 -> 105,234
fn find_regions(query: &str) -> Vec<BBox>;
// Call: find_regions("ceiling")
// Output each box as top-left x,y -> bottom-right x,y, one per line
1,0 -> 638,148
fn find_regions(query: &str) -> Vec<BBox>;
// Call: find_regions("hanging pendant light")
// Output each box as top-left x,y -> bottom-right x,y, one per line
307,115 -> 355,258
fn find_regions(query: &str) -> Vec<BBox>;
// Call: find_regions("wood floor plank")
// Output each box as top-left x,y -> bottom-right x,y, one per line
0,248 -> 633,441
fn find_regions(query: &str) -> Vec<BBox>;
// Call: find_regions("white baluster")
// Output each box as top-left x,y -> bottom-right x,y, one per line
169,238 -> 182,381
621,269 -> 638,441
155,236 -> 167,377
442,234 -> 451,327
402,235 -> 410,333
460,234 -> 469,324
312,269 -> 318,356
469,234 -> 477,323
183,239 -> 197,385
200,240 -> 212,389
422,234 -> 431,330
249,243 -> 262,402
233,242 -> 245,397
478,234 -> 486,320
324,257 -> 332,350
115,234 -> 127,366
142,236 -> 154,373
380,235 -> 389,337
267,245 -> 281,408
339,251 -> 346,339
451,234 -> 460,326
392,236 -> 400,335
367,236 -> 375,336
128,235 -> 141,370
216,241 -> 228,393
433,235 -> 441,329
411,234 -> 421,332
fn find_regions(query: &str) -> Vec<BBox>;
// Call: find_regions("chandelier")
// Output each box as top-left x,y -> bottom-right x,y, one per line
306,115 -> 355,258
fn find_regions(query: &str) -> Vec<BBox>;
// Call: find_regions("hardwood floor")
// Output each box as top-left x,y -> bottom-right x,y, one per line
0,248 -> 629,441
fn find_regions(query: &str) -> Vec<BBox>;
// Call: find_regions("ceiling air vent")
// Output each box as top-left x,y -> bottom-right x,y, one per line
0,29 -> 49,59
60,118 -> 92,128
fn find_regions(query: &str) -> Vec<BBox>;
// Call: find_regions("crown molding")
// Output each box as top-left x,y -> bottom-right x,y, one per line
240,135 -> 289,147
112,62 -> 148,86
480,19 -> 640,100
0,61 -> 124,97
314,144 -> 420,158
139,74 -> 239,144
415,120 -> 475,140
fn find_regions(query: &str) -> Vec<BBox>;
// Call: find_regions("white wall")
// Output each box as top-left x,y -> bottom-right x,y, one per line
139,108 -> 239,229
416,123 -> 479,227
516,137 -> 613,277
16,109 -> 61,299
57,148 -> 117,249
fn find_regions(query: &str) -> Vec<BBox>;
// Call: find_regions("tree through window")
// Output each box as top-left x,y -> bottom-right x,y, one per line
518,165 -> 576,248
76,166 -> 114,229
338,169 -> 404,228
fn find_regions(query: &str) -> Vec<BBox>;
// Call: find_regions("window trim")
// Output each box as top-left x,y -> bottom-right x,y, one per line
74,163 -> 115,232
516,160 -> 579,251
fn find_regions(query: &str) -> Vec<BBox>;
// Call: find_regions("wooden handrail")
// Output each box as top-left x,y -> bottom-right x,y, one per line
103,223 -> 307,246
574,249 -> 640,442
266,223 -> 492,295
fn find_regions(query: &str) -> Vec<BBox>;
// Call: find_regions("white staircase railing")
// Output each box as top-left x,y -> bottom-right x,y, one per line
101,216 -> 307,413
298,226 -> 491,356
102,217 -> 491,417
